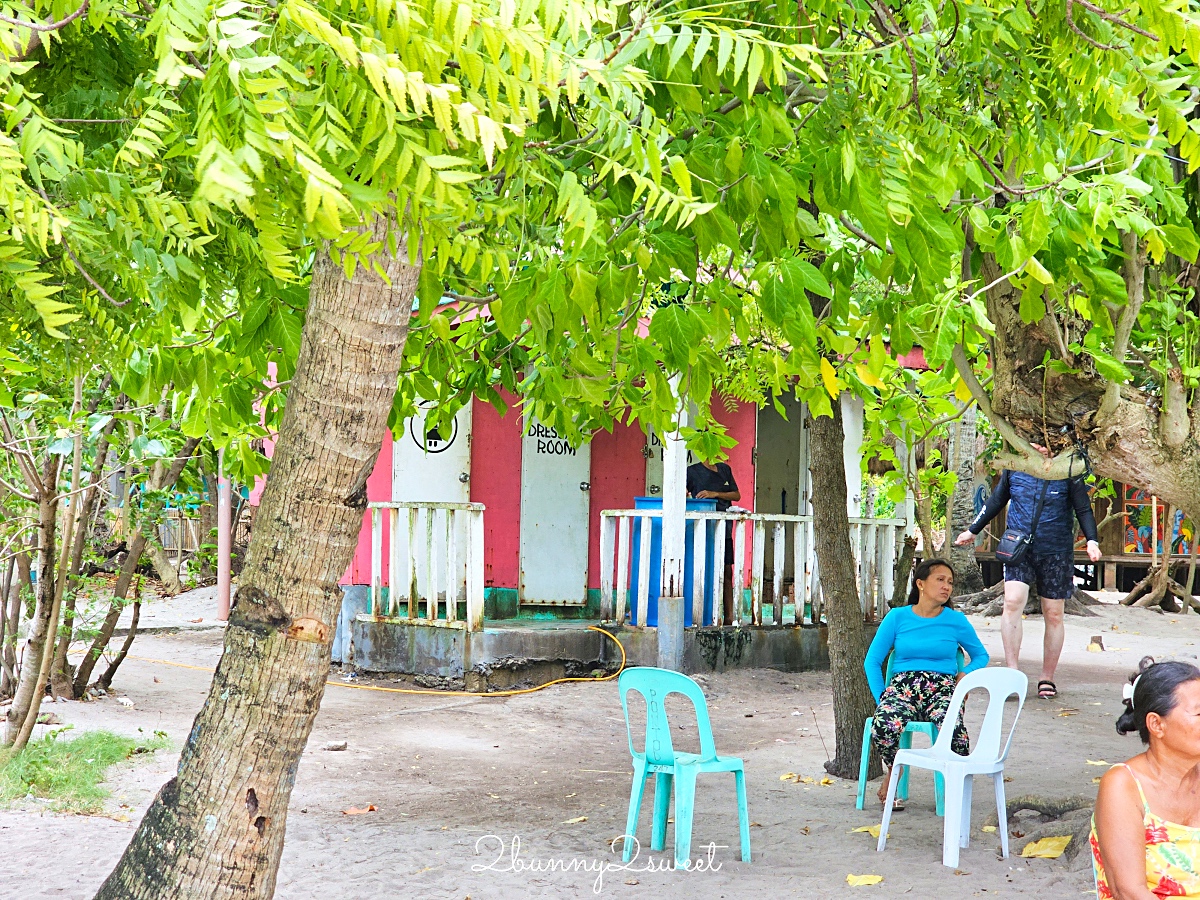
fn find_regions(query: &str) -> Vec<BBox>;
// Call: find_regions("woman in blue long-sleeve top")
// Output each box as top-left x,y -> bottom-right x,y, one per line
864,558 -> 989,809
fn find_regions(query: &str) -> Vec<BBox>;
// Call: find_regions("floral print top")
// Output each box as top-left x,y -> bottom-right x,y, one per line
1091,763 -> 1200,899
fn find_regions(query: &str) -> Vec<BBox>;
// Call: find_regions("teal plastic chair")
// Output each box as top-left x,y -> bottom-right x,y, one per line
855,649 -> 964,815
618,667 -> 751,868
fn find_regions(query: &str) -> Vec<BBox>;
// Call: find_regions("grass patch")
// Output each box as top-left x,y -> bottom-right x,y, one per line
0,727 -> 168,814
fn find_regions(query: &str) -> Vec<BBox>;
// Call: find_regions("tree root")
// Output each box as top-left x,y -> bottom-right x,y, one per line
956,584 -> 1099,617
980,794 -> 1094,863
1121,563 -> 1198,613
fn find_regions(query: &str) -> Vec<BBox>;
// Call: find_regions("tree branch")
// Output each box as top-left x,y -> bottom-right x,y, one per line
1066,0 -> 1158,48
0,412 -> 43,496
0,0 -> 88,32
63,242 -> 130,306
838,212 -> 893,253
1101,230 -> 1145,418
1161,348 -> 1189,449
952,342 -> 1068,477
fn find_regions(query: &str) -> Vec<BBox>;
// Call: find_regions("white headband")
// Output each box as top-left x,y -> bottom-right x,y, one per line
1123,673 -> 1144,708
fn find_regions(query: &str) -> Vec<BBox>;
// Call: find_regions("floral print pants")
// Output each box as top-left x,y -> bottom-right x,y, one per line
871,670 -> 970,767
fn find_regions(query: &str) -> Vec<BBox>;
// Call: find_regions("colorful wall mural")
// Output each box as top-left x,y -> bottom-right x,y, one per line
1124,486 -> 1195,556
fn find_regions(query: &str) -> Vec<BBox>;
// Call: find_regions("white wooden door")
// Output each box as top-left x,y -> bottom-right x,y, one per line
391,403 -> 472,603
392,402 -> 472,503
520,417 -> 591,604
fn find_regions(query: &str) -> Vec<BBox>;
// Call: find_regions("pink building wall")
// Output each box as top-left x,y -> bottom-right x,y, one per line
586,421 -> 647,590
343,429 -> 394,586
470,393 -> 523,588
712,399 -> 756,513
338,395 -> 762,593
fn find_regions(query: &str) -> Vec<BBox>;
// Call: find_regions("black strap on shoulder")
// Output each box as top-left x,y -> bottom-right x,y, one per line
1027,478 -> 1050,541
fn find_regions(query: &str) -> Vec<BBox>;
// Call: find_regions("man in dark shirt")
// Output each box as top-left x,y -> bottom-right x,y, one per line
686,460 -> 741,624
954,447 -> 1100,699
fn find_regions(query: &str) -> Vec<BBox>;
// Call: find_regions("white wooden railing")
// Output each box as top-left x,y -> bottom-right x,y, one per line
598,510 -> 907,628
367,501 -> 486,631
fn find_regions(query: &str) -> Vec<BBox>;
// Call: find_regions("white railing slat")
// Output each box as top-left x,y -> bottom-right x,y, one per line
445,509 -> 457,622
370,506 -> 382,616
615,516 -> 631,626
691,519 -> 707,627
468,508 -> 485,631
636,515 -> 652,628
772,521 -> 785,626
712,519 -> 726,627
732,520 -> 746,626
750,520 -> 765,626
599,514 -> 616,621
388,507 -> 400,617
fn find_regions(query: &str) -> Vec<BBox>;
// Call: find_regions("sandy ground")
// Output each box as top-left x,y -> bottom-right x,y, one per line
1,595 -> 1192,899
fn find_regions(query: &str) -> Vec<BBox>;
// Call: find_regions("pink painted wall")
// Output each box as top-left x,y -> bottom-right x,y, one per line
712,398 -> 756,512
897,346 -> 928,371
470,393 -> 523,588
712,397 -> 758,583
344,429 -> 394,586
586,421 -> 648,590
337,394 -> 764,592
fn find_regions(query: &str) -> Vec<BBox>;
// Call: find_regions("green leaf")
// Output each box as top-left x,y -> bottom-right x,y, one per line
649,304 -> 703,369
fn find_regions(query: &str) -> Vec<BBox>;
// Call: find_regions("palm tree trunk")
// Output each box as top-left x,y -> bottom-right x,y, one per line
94,217 -> 418,899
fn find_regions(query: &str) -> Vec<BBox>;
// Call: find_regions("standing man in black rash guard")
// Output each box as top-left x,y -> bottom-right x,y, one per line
687,459 -> 740,624
954,445 -> 1101,699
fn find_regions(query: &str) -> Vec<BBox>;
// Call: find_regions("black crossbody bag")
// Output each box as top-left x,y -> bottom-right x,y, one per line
994,479 -> 1049,566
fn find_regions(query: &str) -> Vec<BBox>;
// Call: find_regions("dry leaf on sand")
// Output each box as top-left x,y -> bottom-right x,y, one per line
846,874 -> 884,886
1021,836 -> 1072,858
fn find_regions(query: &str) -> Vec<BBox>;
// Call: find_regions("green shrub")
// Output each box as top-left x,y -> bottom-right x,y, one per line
0,727 -> 167,814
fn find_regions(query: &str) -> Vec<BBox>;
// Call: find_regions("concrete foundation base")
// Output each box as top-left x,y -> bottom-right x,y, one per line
347,614 -> 837,690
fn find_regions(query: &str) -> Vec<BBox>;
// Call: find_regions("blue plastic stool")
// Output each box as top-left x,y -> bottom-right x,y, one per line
854,649 -> 962,815
857,719 -> 944,813
618,667 -> 752,868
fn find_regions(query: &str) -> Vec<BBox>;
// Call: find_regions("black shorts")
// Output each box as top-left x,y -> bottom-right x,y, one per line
1003,551 -> 1075,600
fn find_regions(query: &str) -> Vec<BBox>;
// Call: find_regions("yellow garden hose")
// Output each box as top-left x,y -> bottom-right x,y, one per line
124,625 -> 626,698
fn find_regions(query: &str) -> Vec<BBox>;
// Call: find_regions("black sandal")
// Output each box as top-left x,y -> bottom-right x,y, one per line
1037,680 -> 1058,699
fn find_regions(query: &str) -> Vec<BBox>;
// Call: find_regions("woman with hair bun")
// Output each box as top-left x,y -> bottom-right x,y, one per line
1092,658 -> 1200,899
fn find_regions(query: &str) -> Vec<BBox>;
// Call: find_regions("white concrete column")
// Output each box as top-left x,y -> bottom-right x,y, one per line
217,448 -> 232,621
841,393 -> 865,517
658,378 -> 688,671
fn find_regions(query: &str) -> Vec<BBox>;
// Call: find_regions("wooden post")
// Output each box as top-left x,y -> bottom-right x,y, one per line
1152,496 -> 1159,569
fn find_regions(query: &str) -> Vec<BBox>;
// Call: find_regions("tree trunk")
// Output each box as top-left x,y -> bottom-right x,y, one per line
72,439 -> 200,698
144,539 -> 184,596
94,217 -> 417,900
809,400 -> 878,780
0,557 -> 14,697
890,534 -> 917,607
197,460 -> 219,582
948,403 -> 986,595
3,548 -> 33,694
4,454 -> 60,744
97,599 -> 139,692
52,411 -> 121,693
72,541 -> 145,696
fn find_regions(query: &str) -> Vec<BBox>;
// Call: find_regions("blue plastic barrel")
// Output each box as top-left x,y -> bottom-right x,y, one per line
629,497 -> 717,626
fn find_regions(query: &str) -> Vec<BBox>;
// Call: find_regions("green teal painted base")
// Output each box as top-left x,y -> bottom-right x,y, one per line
482,587 -> 601,620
